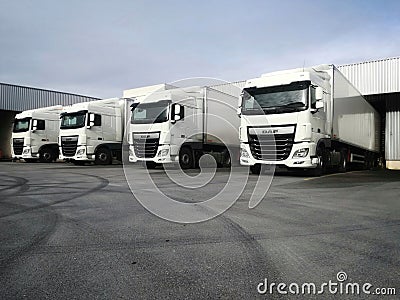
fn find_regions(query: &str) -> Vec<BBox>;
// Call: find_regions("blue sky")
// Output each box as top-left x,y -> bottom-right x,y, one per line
1,0 -> 399,98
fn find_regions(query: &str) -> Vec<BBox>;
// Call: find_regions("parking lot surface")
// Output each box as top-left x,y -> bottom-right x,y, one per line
0,162 -> 399,299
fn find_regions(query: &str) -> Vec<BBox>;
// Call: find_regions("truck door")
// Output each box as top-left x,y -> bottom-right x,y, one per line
310,86 -> 327,138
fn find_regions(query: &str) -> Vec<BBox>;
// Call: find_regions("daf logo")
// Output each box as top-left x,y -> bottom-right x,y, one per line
262,129 -> 278,134
140,135 -> 150,139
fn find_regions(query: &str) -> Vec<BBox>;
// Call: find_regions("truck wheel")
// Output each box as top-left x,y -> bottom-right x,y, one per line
364,152 -> 374,170
250,164 -> 261,175
222,151 -> 231,168
338,149 -> 348,173
95,147 -> 112,165
39,147 -> 55,163
311,148 -> 327,176
145,161 -> 158,169
179,147 -> 194,169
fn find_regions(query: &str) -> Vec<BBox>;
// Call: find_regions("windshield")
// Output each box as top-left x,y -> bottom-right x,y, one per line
13,118 -> 31,133
60,111 -> 86,129
242,81 -> 310,115
131,100 -> 170,124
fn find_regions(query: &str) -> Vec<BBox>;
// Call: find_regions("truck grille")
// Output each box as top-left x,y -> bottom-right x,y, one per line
248,133 -> 294,161
133,132 -> 159,158
61,136 -> 78,157
13,138 -> 24,155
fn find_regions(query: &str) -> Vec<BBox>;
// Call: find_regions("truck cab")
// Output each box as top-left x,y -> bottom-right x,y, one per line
239,65 -> 380,175
128,87 -> 197,168
11,105 -> 62,162
239,67 -> 331,174
58,98 -> 124,165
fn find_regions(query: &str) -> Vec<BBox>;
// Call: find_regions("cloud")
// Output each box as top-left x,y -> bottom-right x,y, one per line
0,0 -> 399,98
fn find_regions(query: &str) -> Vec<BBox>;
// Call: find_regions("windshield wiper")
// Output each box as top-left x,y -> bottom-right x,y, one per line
261,102 -> 305,110
274,101 -> 305,108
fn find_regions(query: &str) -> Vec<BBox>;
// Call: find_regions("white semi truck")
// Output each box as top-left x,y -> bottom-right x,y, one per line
59,85 -> 168,165
239,65 -> 380,175
59,98 -> 125,165
128,86 -> 240,169
11,105 -> 63,162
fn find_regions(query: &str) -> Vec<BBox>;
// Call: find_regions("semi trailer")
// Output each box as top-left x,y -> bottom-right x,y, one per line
11,105 -> 63,162
58,85 -> 169,165
128,86 -> 240,169
239,64 -> 380,175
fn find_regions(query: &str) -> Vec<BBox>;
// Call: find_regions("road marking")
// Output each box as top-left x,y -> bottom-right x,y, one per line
304,170 -> 365,181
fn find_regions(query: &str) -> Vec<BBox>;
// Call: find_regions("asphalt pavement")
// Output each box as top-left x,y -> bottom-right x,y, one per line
0,162 -> 399,299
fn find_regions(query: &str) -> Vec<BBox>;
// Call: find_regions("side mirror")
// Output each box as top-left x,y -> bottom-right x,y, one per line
171,104 -> 184,123
315,101 -> 324,110
87,113 -> 95,128
315,87 -> 323,101
236,107 -> 242,118
32,119 -> 38,131
130,102 -> 139,111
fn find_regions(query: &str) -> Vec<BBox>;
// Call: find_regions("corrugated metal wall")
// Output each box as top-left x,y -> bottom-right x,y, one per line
338,57 -> 400,95
0,83 -> 99,112
386,97 -> 400,161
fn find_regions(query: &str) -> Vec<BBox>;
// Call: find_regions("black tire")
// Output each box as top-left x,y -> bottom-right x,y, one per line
95,147 -> 112,165
250,164 -> 261,175
179,147 -> 194,169
145,161 -> 158,169
364,152 -> 374,170
311,147 -> 327,176
222,151 -> 231,168
338,149 -> 348,173
39,147 -> 55,163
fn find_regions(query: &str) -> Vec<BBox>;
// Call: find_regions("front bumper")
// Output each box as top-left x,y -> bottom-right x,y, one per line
128,145 -> 175,164
59,145 -> 95,161
240,142 -> 319,168
12,146 -> 39,160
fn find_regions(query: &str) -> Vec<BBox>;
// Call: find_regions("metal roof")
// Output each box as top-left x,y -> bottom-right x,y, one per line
338,57 -> 400,95
0,82 -> 100,112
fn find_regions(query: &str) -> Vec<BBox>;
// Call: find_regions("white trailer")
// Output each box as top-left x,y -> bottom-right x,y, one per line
11,105 -> 63,162
239,64 -> 380,175
128,86 -> 240,169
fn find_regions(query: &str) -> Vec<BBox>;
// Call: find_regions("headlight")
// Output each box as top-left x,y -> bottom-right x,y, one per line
157,149 -> 169,157
76,148 -> 85,155
23,148 -> 30,154
293,148 -> 309,158
129,148 -> 134,156
240,147 -> 249,158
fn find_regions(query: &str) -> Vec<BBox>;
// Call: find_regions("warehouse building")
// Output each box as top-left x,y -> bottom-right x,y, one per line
212,57 -> 400,169
0,83 -> 99,159
338,57 -> 400,170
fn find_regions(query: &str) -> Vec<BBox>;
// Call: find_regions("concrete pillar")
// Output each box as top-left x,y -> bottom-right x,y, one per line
0,110 -> 17,159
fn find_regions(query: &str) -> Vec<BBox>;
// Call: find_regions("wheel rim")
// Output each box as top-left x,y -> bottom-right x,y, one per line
43,152 -> 51,160
181,153 -> 190,165
99,153 -> 107,161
